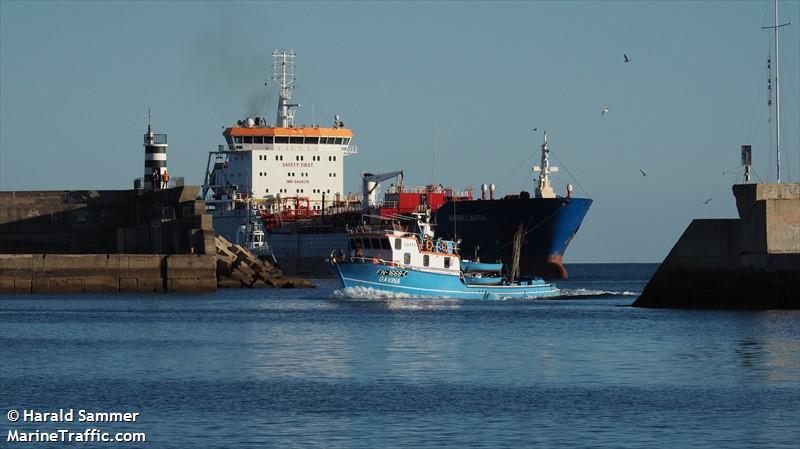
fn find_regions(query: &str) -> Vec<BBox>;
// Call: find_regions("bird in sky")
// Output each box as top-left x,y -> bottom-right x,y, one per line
624,54 -> 631,63
704,198 -> 712,204
639,169 -> 647,176
601,107 -> 609,116
533,128 -> 538,131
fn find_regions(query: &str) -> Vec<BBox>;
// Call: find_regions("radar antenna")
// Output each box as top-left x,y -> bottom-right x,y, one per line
272,49 -> 300,127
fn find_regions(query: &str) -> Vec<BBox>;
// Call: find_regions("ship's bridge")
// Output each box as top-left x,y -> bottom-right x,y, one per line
223,125 -> 356,154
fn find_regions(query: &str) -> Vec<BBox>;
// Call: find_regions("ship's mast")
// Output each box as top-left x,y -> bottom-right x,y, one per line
533,131 -> 559,198
272,49 -> 300,128
762,0 -> 791,183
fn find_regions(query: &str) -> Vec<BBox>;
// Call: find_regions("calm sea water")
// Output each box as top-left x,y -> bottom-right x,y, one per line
1,263 -> 798,448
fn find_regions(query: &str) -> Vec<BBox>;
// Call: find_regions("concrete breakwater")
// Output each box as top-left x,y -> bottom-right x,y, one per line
0,186 -> 311,293
0,187 -> 214,255
0,254 -> 216,293
634,183 -> 799,309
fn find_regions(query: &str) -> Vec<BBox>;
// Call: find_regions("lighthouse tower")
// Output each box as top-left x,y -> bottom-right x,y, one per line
143,119 -> 168,191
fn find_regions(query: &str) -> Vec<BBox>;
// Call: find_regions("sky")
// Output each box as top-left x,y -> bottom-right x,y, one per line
1,0 -> 799,262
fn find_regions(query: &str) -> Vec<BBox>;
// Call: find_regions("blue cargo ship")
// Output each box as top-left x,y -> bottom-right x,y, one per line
434,132 -> 592,280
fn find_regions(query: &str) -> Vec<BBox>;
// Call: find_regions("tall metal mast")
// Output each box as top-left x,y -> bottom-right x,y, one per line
762,0 -> 792,183
532,131 -> 559,199
272,49 -> 300,128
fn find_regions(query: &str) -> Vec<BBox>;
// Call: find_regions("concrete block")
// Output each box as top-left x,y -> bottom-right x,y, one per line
218,278 -> 242,289
194,214 -> 214,231
168,277 -> 216,293
40,254 -> 120,278
121,255 -> 163,278
14,279 -> 32,293
0,279 -> 14,293
235,263 -> 257,278
0,254 -> 34,277
230,270 -> 254,286
136,277 -> 163,292
40,278 -> 84,293
166,255 -> 216,279
83,276 -> 119,293
119,278 -> 138,292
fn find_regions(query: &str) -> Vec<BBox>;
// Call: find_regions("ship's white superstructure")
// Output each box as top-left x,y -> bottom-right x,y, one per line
202,49 -> 359,243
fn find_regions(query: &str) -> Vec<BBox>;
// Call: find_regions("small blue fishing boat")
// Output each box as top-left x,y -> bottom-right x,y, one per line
327,220 -> 558,300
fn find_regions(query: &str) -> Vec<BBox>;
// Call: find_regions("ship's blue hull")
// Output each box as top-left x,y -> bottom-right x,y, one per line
331,260 -> 559,300
434,197 -> 592,279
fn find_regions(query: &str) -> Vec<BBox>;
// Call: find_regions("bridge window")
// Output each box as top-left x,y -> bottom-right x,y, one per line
343,138 -> 351,145
404,253 -> 410,265
444,257 -> 451,268
423,255 -> 430,267
304,137 -> 318,144
289,136 -> 303,144
243,136 -> 253,144
254,136 -> 263,144
234,136 -> 242,144
263,136 -> 273,144
361,238 -> 372,249
370,238 -> 380,249
380,238 -> 391,250
275,136 -> 289,144
334,138 -> 343,145
394,238 -> 402,250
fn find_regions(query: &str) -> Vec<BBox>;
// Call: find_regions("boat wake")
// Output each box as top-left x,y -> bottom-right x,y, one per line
333,286 -> 422,300
332,287 -> 463,309
555,288 -> 639,299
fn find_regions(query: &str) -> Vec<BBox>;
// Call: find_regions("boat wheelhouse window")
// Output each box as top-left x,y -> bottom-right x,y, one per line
361,238 -> 372,249
275,136 -> 289,144
348,239 -> 355,250
334,137 -> 343,145
404,253 -> 411,265
343,138 -> 351,145
234,136 -> 243,144
380,238 -> 391,250
394,238 -> 402,250
423,255 -> 430,267
243,136 -> 253,144
370,238 -> 380,249
304,136 -> 318,144
254,136 -> 263,144
444,257 -> 451,268
289,136 -> 303,144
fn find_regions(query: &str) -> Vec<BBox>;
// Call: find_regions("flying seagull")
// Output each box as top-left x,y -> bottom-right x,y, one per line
624,54 -> 631,63
601,107 -> 609,116
704,198 -> 712,204
639,169 -> 647,176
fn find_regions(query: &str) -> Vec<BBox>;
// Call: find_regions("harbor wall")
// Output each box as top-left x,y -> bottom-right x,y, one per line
0,187 -> 218,293
634,183 -> 800,309
0,187 -> 214,255
0,254 -> 216,293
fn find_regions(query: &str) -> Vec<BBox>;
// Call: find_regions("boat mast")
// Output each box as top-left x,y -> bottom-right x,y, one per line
533,131 -> 559,198
272,49 -> 299,128
762,0 -> 791,183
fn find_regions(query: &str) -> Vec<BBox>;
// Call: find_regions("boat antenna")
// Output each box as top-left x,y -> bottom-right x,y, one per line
272,49 -> 300,127
533,130 -> 559,198
761,0 -> 791,183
